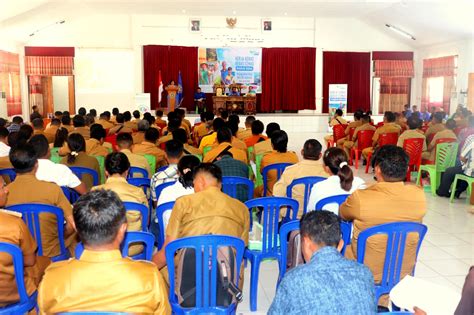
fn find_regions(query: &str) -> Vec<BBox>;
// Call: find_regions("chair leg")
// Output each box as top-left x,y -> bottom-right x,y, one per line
416,169 -> 423,186
365,152 -> 372,174
354,150 -> 359,169
428,169 -> 437,196
249,255 -> 261,312
467,179 -> 472,204
449,176 -> 459,203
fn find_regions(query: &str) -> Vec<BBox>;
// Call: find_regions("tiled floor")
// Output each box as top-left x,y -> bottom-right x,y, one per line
236,132 -> 473,314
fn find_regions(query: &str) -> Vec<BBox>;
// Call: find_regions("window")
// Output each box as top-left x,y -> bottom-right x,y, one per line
427,77 -> 444,104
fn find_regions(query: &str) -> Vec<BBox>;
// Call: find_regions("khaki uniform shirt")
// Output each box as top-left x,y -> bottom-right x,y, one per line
345,121 -> 363,135
61,124 -> 74,133
38,249 -> 171,315
183,144 -> 202,156
372,122 -> 401,145
36,129 -> 55,144
183,119 -> 192,131
132,132 -> 145,145
44,125 -> 59,140
237,128 -> 252,141
340,182 -> 426,283
424,123 -> 445,140
132,142 -> 167,167
273,160 -> 328,218
329,117 -> 348,127
71,126 -> 90,140
158,134 -> 173,146
194,123 -> 209,139
6,175 -> 74,258
109,124 -> 133,135
86,139 -> 109,157
203,142 -> 248,164
426,129 -> 458,161
199,132 -> 217,151
60,152 -> 101,190
231,137 -> 247,151
156,118 -> 167,129
120,149 -> 151,176
254,139 -> 273,156
124,121 -> 138,131
97,119 -> 114,129
397,129 -> 427,151
260,151 -> 299,196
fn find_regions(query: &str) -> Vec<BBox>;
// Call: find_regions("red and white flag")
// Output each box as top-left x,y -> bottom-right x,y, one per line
157,70 -> 163,103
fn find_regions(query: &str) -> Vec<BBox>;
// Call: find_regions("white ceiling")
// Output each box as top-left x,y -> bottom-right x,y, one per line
0,0 -> 472,47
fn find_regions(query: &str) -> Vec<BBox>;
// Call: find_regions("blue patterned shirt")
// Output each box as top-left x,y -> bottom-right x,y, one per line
268,246 -> 376,315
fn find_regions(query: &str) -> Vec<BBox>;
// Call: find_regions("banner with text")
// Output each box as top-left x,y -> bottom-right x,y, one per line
328,84 -> 348,114
198,47 -> 262,93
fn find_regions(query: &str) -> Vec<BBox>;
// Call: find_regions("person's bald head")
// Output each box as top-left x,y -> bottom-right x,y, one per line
192,163 -> 222,192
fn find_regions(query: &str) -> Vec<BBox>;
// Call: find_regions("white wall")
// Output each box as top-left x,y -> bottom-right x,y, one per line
52,76 -> 69,113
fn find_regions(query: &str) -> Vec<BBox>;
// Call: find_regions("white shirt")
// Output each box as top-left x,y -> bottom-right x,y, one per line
0,142 -> 10,157
36,159 -> 82,188
157,180 -> 194,228
307,175 -> 366,215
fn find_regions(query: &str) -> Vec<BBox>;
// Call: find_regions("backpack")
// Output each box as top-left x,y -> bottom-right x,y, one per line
175,245 -> 243,308
286,230 -> 305,271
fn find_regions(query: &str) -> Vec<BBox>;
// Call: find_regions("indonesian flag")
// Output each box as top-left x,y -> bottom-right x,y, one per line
157,70 -> 163,103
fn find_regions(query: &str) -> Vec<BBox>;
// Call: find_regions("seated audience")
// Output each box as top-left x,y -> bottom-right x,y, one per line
132,120 -> 149,144
123,111 -> 137,130
203,127 -> 248,164
6,144 -> 76,258
337,110 -> 363,148
397,116 -> 427,151
7,116 -> 23,133
155,110 -> 167,129
245,120 -> 268,147
150,140 -> 183,207
259,130 -> 299,196
116,132 -> 151,175
132,128 -> 167,167
85,114 -> 95,127
237,115 -> 256,141
132,110 -> 141,122
92,152 -> 147,255
324,109 -> 348,146
44,118 -> 61,140
61,115 -> 74,133
0,127 -> 10,157
361,111 -> 401,160
176,108 -> 192,132
422,118 -> 457,162
158,116 -> 180,145
269,211 -> 376,314
174,128 -> 201,156
60,133 -> 101,190
52,127 -> 69,149
199,117 -> 226,151
342,114 -> 376,158
424,112 -> 446,141
340,145 -> 426,306
254,122 -> 280,156
37,190 -> 171,314
18,124 -> 34,145
71,115 -> 90,140
458,115 -> 474,151
0,178 -> 51,307
273,139 -> 328,218
307,147 -> 365,214
226,121 -> 247,151
214,151 -> 249,202
111,107 -> 119,123
29,135 -> 87,195
97,111 -> 114,129
109,113 -> 133,135
193,112 -> 213,144
32,118 -> 54,143
85,124 -> 110,157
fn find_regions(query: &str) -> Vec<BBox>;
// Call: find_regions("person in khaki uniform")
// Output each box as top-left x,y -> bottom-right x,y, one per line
273,139 -> 328,218
6,144 -> 76,258
343,114 -> 376,158
245,120 -> 268,148
254,122 -> 280,156
32,118 -> 55,144
258,130 -> 299,197
123,111 -> 137,131
92,152 -> 147,256
199,118 -> 226,152
340,145 -> 426,306
152,163 -> 249,284
132,120 -> 149,145
109,114 -> 134,135
97,112 -> 115,129
132,128 -> 167,167
44,118 -> 61,142
0,180 -> 50,307
324,109 -> 348,145
173,129 -> 202,156
422,118 -> 458,162
158,118 -> 182,146
424,112 -> 446,143
38,189 -> 171,314
193,112 -> 212,145
59,124 -> 109,157
61,115 -> 75,133
116,133 -> 151,176
203,128 -> 248,164
237,115 -> 255,141
155,110 -> 167,129
70,115 -> 90,140
337,111 -> 363,148
361,111 -> 401,160
397,116 -> 427,151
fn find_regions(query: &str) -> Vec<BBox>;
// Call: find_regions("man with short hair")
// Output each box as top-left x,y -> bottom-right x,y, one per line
422,118 -> 458,162
199,117 -> 226,151
97,112 -> 114,129
397,116 -> 427,151
123,111 -> 137,130
61,115 -> 74,133
44,118 -> 61,140
133,120 -> 150,144
176,108 -> 192,132
32,118 -> 54,144
194,111 -> 214,144
362,111 -> 401,160
109,113 -> 133,135
273,139 -> 328,218
269,211 -> 376,314
0,127 -> 10,157
237,115 -> 255,141
7,116 -> 23,133
6,144 -> 77,258
324,109 -> 348,146
132,128 -> 167,167
254,122 -> 280,156
226,121 -> 247,151
214,151 -> 250,202
116,133 -> 151,175
424,112 -> 446,140
71,115 -> 90,140
38,189 -> 171,314
204,127 -> 248,164
342,114 -> 376,158
86,124 -> 110,157
132,110 -> 141,122
337,110 -> 363,148
30,105 -> 42,121
173,128 -> 201,155
155,110 -> 167,129
245,120 -> 268,147
77,107 -> 87,117
340,145 -> 426,306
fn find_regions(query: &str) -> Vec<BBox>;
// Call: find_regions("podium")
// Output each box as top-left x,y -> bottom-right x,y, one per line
165,85 -> 179,112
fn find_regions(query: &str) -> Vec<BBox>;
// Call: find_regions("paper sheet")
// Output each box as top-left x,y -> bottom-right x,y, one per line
389,275 -> 461,315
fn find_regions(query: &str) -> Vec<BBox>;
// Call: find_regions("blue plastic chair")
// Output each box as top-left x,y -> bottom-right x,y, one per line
165,235 -> 245,314
123,202 -> 149,232
7,203 -> 70,262
244,197 -> 299,311
127,177 -> 153,210
357,222 -> 428,303
0,168 -> 16,182
286,176 -> 326,214
152,201 -> 175,250
262,163 -> 292,197
0,242 -> 38,314
128,166 -> 149,179
70,166 -> 99,186
314,194 -> 350,211
61,186 -> 81,204
154,180 -> 176,203
75,231 -> 155,261
222,176 -> 254,201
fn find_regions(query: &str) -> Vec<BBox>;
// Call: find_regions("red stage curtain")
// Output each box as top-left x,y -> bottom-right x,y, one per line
0,50 -> 22,116
25,46 -> 75,57
143,45 -> 198,110
322,51 -> 370,113
261,48 -> 315,112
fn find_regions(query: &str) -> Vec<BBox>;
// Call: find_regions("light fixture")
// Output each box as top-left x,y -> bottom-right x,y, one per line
385,24 -> 416,40
29,20 -> 65,37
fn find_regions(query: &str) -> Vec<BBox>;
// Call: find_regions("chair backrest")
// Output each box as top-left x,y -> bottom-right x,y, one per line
203,146 -> 212,157
357,130 -> 375,150
0,242 -> 37,313
69,166 -> 99,187
165,235 -> 245,313
332,124 -> 348,142
6,203 -> 69,261
0,168 -> 16,182
93,155 -> 105,184
143,154 -> 156,174
378,132 -> 399,146
403,138 -> 424,167
155,201 -> 175,250
57,312 -> 128,315
127,178 -> 152,210
154,180 -> 176,202
75,231 -> 155,261
314,194 -> 350,212
122,202 -> 149,232
104,134 -> 118,151
376,122 -> 385,128
222,176 -> 254,202
434,142 -> 459,172
128,166 -> 149,179
245,197 -> 299,255
357,222 -> 427,300
286,176 -> 326,214
435,137 -> 457,145
262,163 -> 292,197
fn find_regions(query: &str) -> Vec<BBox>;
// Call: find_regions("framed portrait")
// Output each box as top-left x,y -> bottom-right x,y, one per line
190,18 -> 201,32
262,19 -> 272,32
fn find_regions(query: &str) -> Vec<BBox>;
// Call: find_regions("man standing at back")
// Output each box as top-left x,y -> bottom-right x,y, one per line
38,190 -> 170,314
269,211 -> 376,314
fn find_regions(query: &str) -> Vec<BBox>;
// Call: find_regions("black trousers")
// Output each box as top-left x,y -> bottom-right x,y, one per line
437,164 -> 468,197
